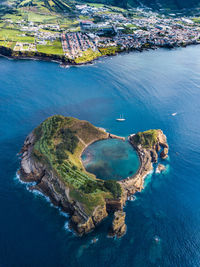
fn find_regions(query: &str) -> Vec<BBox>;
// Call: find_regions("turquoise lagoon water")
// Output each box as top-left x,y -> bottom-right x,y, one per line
82,139 -> 140,180
1,46 -> 200,266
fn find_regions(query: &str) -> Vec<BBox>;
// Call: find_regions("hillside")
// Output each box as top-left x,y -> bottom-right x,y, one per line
1,0 -> 199,15
79,0 -> 200,11
31,115 -> 122,213
0,0 -> 76,16
19,115 -> 124,235
17,0 -> 75,13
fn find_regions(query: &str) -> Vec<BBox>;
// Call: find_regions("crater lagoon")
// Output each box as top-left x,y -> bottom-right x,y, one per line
1,46 -> 200,267
82,139 -> 140,180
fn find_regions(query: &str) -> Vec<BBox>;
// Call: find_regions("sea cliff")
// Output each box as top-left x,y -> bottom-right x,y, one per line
19,115 -> 124,236
119,129 -> 169,198
19,116 -> 168,237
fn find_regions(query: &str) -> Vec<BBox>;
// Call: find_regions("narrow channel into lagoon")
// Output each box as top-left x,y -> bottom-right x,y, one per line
81,139 -> 140,180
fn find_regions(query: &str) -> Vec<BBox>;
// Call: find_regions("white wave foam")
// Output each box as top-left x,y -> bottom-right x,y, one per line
14,171 -> 75,236
14,171 -> 38,186
155,164 -> 170,175
59,210 -> 69,218
155,168 -> 160,174
127,195 -> 137,201
143,170 -> 154,188
29,188 -> 51,203
63,221 -> 73,234
14,172 -> 27,185
91,237 -> 99,244
163,164 -> 170,174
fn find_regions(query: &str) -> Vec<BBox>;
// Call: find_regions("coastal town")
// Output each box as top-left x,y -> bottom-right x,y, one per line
0,1 -> 200,63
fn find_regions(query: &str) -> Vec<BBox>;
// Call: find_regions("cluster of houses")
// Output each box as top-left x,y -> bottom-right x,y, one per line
110,25 -> 199,50
76,5 -> 200,51
76,4 -> 108,15
1,5 -> 200,56
35,31 -> 60,45
61,32 -> 97,59
13,42 -> 36,52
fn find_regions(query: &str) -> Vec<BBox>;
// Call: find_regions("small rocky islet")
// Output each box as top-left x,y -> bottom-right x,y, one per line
19,115 -> 168,237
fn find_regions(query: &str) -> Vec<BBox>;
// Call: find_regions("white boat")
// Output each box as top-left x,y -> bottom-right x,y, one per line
116,114 -> 126,121
154,235 -> 160,243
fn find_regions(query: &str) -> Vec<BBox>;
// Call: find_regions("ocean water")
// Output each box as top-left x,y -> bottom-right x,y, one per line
82,139 -> 140,180
0,46 -> 200,267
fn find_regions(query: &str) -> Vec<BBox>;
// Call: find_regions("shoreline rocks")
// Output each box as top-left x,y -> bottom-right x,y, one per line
108,211 -> 127,238
160,147 -> 169,159
156,164 -> 166,173
119,129 -> 169,199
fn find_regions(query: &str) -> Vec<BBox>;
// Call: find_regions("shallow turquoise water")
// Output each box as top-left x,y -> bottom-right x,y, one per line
0,46 -> 200,266
82,139 -> 140,180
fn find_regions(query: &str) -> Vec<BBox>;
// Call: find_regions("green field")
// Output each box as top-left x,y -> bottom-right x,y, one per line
37,39 -> 63,55
27,12 -> 57,22
0,28 -> 35,43
17,0 -> 75,13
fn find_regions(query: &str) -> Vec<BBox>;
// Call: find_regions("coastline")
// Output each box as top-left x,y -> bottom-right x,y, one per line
0,41 -> 199,67
18,120 -> 126,236
18,116 -> 168,237
119,129 -> 169,198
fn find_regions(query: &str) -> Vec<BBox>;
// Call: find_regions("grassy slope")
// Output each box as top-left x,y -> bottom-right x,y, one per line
17,0 -> 75,13
132,129 -> 158,149
98,46 -> 121,56
80,0 -> 200,10
32,115 -> 122,215
74,48 -> 101,64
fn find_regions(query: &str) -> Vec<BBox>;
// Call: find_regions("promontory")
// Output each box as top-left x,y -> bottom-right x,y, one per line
19,115 -> 168,237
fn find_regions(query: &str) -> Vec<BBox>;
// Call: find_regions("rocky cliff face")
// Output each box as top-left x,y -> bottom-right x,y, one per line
156,163 -> 166,173
119,129 -> 168,198
108,211 -> 127,238
19,132 -> 108,236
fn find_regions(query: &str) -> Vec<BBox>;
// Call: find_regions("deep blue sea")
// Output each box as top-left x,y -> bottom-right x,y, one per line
0,46 -> 200,267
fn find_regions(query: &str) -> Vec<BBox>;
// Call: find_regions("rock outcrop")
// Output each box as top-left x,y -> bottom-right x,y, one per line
119,129 -> 169,199
160,147 -> 169,159
108,211 -> 127,238
156,163 -> 166,173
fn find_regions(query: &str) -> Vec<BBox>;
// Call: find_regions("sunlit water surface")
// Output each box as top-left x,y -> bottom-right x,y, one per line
0,46 -> 200,267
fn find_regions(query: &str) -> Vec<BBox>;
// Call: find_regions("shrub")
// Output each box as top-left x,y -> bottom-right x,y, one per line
80,180 -> 104,194
72,165 -> 77,171
56,143 -> 68,162
60,128 -> 78,154
133,130 -> 158,148
104,180 -> 122,199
